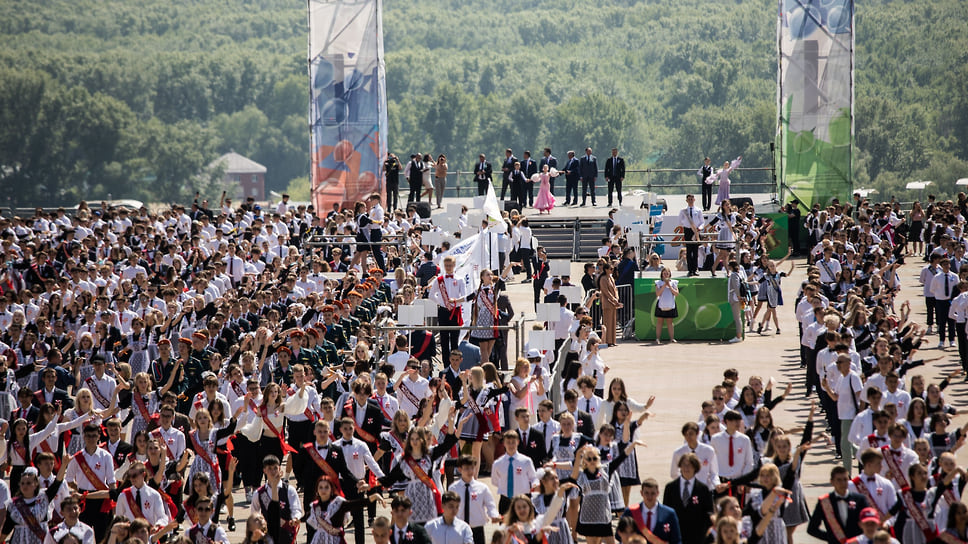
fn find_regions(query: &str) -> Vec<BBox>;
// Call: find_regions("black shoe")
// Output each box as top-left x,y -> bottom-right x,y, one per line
227,517 -> 236,532
756,323 -> 763,334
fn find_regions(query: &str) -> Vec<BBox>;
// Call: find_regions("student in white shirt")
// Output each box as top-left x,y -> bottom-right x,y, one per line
823,355 -> 864,473
492,431 -> 539,514
449,456 -> 501,544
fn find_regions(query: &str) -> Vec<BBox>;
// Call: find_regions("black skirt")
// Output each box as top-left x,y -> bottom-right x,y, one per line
654,306 -> 678,318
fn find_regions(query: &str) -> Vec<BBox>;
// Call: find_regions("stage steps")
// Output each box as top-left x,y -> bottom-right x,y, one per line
528,218 -> 610,260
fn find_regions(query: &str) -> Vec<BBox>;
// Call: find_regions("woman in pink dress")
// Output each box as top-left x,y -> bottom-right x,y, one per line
533,164 -> 556,214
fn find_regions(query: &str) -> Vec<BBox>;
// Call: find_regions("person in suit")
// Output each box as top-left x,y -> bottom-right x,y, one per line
336,380 -> 392,453
513,407 -> 546,468
388,495 -> 432,544
500,148 -> 518,200
618,478 -> 682,544
384,153 -> 403,212
439,349 -> 464,401
509,162 -> 528,209
807,466 -> 868,544
698,156 -> 714,211
604,148 -> 626,207
473,153 -> 493,196
408,153 -> 424,203
562,150 -> 580,206
32,368 -> 73,409
662,453 -> 713,544
11,389 -> 39,424
579,147 -> 599,207
521,151 -> 539,207
540,147 -> 558,195
558,388 -> 595,437
102,418 -> 132,470
299,420 -> 357,542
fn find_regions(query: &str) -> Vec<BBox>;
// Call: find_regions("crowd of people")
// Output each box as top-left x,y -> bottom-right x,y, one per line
0,186 -> 965,544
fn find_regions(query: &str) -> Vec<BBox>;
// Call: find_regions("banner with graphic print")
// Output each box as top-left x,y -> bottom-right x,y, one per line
309,0 -> 388,214
777,0 -> 854,209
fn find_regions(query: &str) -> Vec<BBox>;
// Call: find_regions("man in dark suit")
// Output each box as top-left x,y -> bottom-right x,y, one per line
473,153 -> 493,196
521,151 -> 539,207
604,148 -> 626,207
407,153 -> 424,203
662,453 -> 713,544
807,466 -> 868,544
579,147 -> 599,207
31,367 -> 73,409
509,161 -> 527,209
539,147 -> 558,195
513,407 -> 547,467
439,350 -> 464,401
387,496 -> 431,544
619,479 -> 682,544
562,150 -> 580,206
384,152 -> 403,211
500,148 -> 517,200
299,420 -> 358,542
337,380 -> 392,453
103,418 -> 133,471
414,252 -> 438,287
11,389 -> 39,424
698,156 -> 714,211
558,389 -> 595,437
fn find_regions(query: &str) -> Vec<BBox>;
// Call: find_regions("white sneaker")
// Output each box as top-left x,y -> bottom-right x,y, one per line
729,337 -> 742,344
938,342 -> 946,350
951,341 -> 957,348
927,326 -> 935,335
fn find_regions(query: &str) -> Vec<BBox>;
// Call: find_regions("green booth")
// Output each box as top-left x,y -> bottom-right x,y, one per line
634,277 -> 739,341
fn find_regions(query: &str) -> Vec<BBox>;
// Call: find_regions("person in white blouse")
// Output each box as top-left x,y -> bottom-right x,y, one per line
654,268 -> 680,344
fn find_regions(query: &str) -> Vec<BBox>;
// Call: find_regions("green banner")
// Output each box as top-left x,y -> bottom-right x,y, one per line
634,277 -> 739,341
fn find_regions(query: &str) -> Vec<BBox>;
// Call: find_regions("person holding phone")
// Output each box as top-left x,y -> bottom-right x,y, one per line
654,268 -> 680,344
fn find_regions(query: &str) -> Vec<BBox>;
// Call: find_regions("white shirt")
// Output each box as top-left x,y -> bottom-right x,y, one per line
553,307 -> 575,339
424,516 -> 475,544
429,273 -> 467,310
931,270 -> 959,300
491,452 -> 538,498
116,484 -> 170,527
189,521 -> 229,544
250,481 -> 303,520
920,265 -> 939,297
848,473 -> 898,515
709,430 -> 754,479
832,371 -> 864,419
338,437 -> 384,480
670,442 -> 720,490
817,258 -> 842,284
448,479 -> 499,527
45,521 -> 96,544
66,448 -> 117,491
151,425 -> 187,459
387,351 -> 411,374
83,374 -> 117,410
884,389 -> 911,414
678,206 -> 704,231
577,394 -> 602,419
880,445 -> 919,491
531,420 -> 560,453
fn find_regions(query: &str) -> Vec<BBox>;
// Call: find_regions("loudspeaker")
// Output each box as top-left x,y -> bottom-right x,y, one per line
731,197 -> 754,208
503,200 -> 522,213
412,201 -> 432,219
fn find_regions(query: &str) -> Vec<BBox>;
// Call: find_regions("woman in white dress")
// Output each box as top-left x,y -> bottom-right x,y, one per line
709,201 -> 742,276
63,389 -> 113,455
654,268 -> 679,344
185,406 -> 243,500
1,466 -> 66,544
377,411 -> 464,523
508,357 -> 544,417
420,154 -> 435,201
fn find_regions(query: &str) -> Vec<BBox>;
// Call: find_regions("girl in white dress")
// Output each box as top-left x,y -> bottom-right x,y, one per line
307,475 -> 376,544
186,407 -> 243,498
239,382 -> 307,467
531,470 -> 577,544
1,466 -> 66,544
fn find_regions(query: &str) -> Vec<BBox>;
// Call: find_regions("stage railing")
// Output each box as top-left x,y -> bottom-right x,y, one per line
373,319 -> 527,365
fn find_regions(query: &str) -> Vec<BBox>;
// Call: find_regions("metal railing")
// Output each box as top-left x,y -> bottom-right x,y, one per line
589,284 -> 635,340
373,320 -> 526,364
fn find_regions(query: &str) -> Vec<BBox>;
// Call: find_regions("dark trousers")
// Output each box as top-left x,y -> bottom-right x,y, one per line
515,182 -> 527,207
607,177 -> 623,205
805,347 -> 819,395
501,177 -> 511,199
926,297 -> 936,327
936,299 -> 955,342
499,495 -> 511,515
519,248 -> 534,278
565,177 -> 579,204
386,180 -> 399,211
438,306 -> 460,355
684,227 -> 699,274
81,497 -> 111,541
408,178 -> 421,202
701,183 -> 713,210
818,389 -> 841,455
525,181 -> 535,206
287,419 -> 314,477
237,436 -> 265,488
581,177 -> 597,205
477,179 -> 489,196
345,487 -> 367,544
471,526 -> 486,544
371,243 -> 386,271
957,321 -> 968,372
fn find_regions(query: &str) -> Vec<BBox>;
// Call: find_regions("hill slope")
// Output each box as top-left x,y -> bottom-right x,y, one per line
0,0 -> 965,205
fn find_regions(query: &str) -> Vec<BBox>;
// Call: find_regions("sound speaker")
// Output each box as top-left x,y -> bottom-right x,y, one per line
504,200 -> 522,213
412,201 -> 432,219
731,197 -> 754,208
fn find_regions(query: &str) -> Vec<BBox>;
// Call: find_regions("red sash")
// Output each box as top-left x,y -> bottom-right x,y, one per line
867,434 -> 883,449
818,494 -> 849,544
414,332 -> 432,359
12,497 -> 46,540
85,376 -> 110,407
882,445 -> 910,489
899,486 -> 938,542
12,440 -> 28,464
123,488 -> 145,519
73,451 -> 115,513
850,476 -> 883,517
133,392 -> 155,423
627,503 -> 658,540
404,455 -> 443,515
304,443 -> 343,496
230,381 -> 245,398
342,400 -> 378,444
151,428 -> 175,459
372,395 -> 394,421
397,380 -> 421,412
260,404 -> 297,455
190,431 -> 222,489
